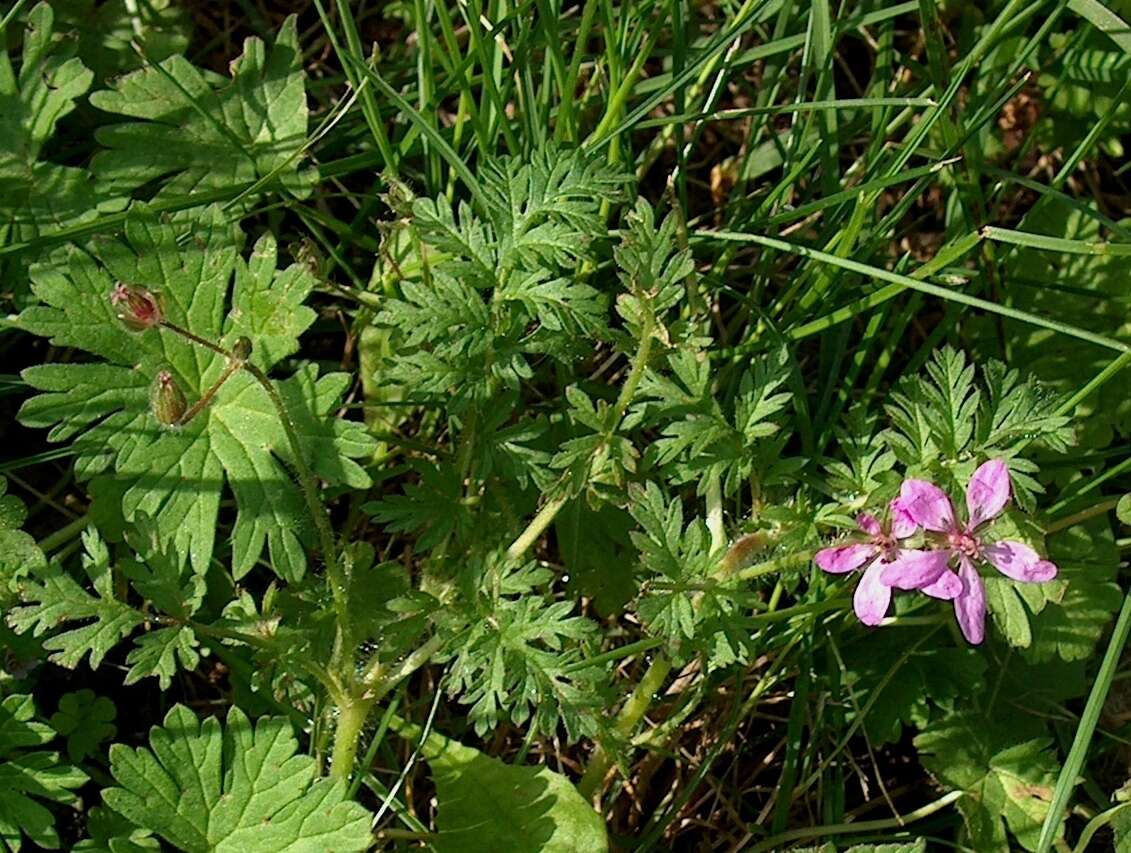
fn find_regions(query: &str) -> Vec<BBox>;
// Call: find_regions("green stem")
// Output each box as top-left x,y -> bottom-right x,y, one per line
705,473 -> 725,554
361,634 -> 445,698
175,359 -> 242,426
578,653 -> 674,800
611,315 -> 655,420
750,790 -> 963,853
160,322 -> 361,777
506,313 -> 656,561
1046,498 -> 1121,535
160,321 -> 229,358
732,549 -> 813,583
329,696 -> 374,782
243,362 -> 349,666
38,515 -> 89,553
506,495 -> 568,561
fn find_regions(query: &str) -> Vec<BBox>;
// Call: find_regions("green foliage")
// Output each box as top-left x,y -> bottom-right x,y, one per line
974,201 -> 1131,449
844,629 -> 987,745
376,148 -> 624,408
0,3 -> 105,299
103,704 -> 373,852
0,693 -> 86,852
73,806 -> 159,853
416,725 -> 608,853
636,345 -> 797,496
822,406 -> 898,508
629,482 -> 717,650
50,689 -> 116,763
611,199 -> 695,342
90,15 -> 313,201
0,477 -> 45,607
916,714 -> 1061,851
9,529 -> 143,670
443,556 -> 603,740
884,348 -> 1071,507
1038,29 -> 1131,158
44,0 -> 191,80
18,206 -> 375,578
1020,515 -> 1122,662
8,526 -> 208,689
4,5 -> 1130,851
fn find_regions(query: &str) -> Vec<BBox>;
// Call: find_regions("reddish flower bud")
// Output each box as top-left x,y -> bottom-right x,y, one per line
110,282 -> 164,331
150,370 -> 187,427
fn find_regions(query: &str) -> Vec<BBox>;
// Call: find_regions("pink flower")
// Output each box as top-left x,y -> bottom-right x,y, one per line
890,459 -> 1057,644
816,501 -> 960,627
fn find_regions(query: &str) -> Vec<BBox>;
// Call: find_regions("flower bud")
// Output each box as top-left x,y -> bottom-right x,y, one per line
150,370 -> 187,427
231,336 -> 253,364
110,282 -> 164,331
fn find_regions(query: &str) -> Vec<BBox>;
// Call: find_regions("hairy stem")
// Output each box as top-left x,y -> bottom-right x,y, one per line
176,359 -> 242,425
506,495 -> 568,561
160,320 -> 230,358
160,322 -> 362,777
361,634 -> 445,699
243,362 -> 349,666
705,473 -> 725,554
578,654 -> 674,800
329,696 -> 374,782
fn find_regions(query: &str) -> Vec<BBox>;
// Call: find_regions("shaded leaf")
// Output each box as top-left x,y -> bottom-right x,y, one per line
90,16 -> 313,201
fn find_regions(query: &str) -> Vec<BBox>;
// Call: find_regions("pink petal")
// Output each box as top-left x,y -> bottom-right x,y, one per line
899,479 -> 956,532
966,459 -> 1011,528
920,568 -> 963,600
857,513 -> 882,537
982,540 -> 1058,582
815,543 -> 876,574
853,560 -> 892,627
880,548 -> 953,590
889,498 -> 918,540
953,557 -> 985,644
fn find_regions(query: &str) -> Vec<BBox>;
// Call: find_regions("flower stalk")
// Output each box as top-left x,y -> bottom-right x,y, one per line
507,309 -> 656,562
123,293 -> 365,778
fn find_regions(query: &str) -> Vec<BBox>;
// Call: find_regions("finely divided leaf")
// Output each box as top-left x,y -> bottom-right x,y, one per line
8,530 -> 143,670
444,556 -> 603,740
378,149 -> 622,406
103,704 -> 372,853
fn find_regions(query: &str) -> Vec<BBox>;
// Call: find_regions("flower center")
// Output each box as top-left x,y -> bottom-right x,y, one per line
948,530 -> 980,558
873,532 -> 898,562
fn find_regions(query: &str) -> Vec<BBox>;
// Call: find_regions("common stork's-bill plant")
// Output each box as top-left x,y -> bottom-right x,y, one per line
2,3 -> 1129,852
